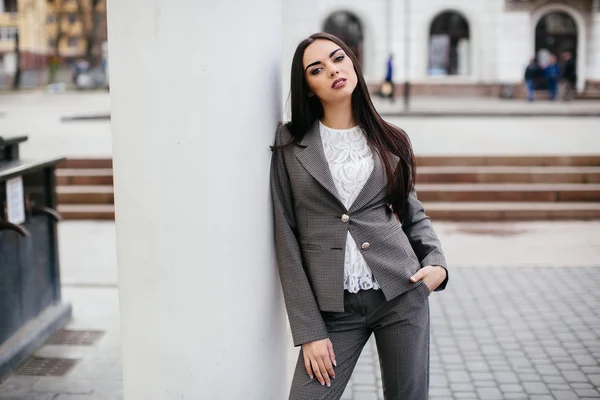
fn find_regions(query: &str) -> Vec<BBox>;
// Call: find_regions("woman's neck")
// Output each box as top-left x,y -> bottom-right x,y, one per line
321,99 -> 356,129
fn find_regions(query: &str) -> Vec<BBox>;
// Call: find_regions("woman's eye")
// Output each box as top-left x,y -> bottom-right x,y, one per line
335,55 -> 345,62
311,68 -> 322,75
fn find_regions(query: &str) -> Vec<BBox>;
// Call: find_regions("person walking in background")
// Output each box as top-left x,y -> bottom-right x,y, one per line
544,55 -> 561,101
524,58 -> 539,102
381,54 -> 395,103
561,51 -> 576,101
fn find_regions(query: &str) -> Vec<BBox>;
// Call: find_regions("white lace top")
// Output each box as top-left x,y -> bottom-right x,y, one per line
319,121 -> 380,293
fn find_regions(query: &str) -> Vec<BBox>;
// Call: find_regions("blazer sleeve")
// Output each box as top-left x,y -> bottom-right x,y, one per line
402,190 -> 449,291
270,125 -> 329,346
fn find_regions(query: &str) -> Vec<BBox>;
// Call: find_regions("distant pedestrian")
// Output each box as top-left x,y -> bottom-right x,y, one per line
524,58 -> 539,102
560,51 -> 576,101
544,55 -> 560,101
380,54 -> 395,102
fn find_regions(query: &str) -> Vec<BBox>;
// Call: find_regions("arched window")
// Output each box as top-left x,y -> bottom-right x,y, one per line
428,11 -> 470,76
535,11 -> 577,67
323,11 -> 363,65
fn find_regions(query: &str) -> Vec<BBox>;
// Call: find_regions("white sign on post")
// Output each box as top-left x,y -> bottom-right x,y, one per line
6,176 -> 26,225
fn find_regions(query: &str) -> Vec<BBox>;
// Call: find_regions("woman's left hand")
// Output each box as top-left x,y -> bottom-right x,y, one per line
409,266 -> 447,292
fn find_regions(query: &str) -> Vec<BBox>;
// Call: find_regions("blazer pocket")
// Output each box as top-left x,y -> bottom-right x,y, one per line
300,243 -> 321,252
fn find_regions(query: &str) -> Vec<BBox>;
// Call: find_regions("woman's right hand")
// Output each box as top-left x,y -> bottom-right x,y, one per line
302,338 -> 337,386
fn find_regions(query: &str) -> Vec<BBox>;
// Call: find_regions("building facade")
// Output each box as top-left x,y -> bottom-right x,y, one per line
284,0 -> 600,96
0,0 -> 107,88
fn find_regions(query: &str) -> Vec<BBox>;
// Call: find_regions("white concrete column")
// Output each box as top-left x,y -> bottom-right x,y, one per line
588,11 -> 600,81
106,1 -> 289,399
282,0 -> 320,119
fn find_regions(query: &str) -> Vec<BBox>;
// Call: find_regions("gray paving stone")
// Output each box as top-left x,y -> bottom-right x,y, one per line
353,392 -> 378,400
499,383 -> 525,393
474,381 -> 499,388
542,374 -> 567,384
572,383 -> 596,389
522,381 -> 550,394
563,370 -> 590,383
447,371 -> 470,383
590,374 -> 600,386
574,355 -> 600,366
450,383 -> 475,392
454,392 -> 478,399
575,388 -> 600,397
501,394 -> 527,399
557,362 -> 580,370
470,372 -> 494,381
429,388 -> 453,397
493,372 -> 519,384
552,390 -> 581,400
520,373 -> 543,381
476,387 -> 503,399
430,375 -> 448,388
536,365 -> 561,375
353,384 -> 378,392
548,383 -> 571,391
350,372 -> 376,385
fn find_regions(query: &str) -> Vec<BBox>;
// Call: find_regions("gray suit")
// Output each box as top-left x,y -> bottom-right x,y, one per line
270,121 -> 448,399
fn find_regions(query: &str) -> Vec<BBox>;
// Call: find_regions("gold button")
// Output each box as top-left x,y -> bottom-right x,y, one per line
341,214 -> 350,223
361,242 -> 371,250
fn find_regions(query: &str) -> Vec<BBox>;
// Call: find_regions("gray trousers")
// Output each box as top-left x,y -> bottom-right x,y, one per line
289,283 -> 431,400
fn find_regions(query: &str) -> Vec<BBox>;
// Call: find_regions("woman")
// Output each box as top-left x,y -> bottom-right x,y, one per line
270,33 -> 448,400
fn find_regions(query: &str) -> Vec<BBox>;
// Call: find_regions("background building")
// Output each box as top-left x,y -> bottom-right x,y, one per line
288,0 -> 600,97
0,0 -> 107,89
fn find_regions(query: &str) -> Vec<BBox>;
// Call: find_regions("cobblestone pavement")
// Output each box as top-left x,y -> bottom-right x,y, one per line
341,266 -> 600,400
1,266 -> 598,400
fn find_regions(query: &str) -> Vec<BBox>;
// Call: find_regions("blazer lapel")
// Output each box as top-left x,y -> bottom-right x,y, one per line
349,151 -> 398,212
295,122 -> 346,207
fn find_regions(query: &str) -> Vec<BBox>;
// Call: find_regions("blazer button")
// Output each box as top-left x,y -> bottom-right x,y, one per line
341,214 -> 350,223
361,242 -> 371,250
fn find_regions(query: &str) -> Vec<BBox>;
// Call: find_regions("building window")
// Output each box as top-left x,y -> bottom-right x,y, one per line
323,11 -> 364,65
0,27 -> 17,41
67,37 -> 79,47
428,11 -> 470,76
2,0 -> 18,13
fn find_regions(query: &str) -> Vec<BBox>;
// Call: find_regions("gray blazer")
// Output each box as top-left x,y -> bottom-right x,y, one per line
270,122 -> 448,346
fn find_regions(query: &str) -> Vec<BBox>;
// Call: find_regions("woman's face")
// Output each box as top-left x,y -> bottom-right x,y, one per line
302,39 -> 357,104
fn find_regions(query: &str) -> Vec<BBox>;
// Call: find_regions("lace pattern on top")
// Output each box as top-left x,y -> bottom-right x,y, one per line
319,122 -> 380,293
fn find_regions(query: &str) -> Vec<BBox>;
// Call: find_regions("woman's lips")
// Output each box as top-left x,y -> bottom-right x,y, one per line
332,78 -> 347,89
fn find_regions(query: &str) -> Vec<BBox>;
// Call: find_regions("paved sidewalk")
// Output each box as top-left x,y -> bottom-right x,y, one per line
0,221 -> 599,399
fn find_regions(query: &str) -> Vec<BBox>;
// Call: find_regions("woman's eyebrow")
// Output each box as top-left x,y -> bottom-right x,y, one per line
304,48 -> 343,73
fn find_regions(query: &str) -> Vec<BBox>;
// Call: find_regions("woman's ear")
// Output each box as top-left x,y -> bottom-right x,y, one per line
308,92 -> 315,98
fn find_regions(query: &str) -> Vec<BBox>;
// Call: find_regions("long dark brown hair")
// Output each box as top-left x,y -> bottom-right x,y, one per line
286,32 -> 416,217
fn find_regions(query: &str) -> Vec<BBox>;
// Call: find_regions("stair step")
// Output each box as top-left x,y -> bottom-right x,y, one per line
58,204 -> 115,220
424,202 -> 600,221
416,155 -> 600,167
54,156 -> 600,170
416,183 -> 600,202
416,166 -> 600,184
56,169 -> 113,186
57,185 -> 114,204
56,158 -> 112,169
